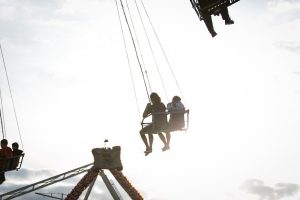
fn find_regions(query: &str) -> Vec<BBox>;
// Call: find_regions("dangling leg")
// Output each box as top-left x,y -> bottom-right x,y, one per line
221,7 -> 234,25
144,134 -> 153,156
162,132 -> 171,151
202,13 -> 217,37
158,132 -> 167,146
140,126 -> 151,153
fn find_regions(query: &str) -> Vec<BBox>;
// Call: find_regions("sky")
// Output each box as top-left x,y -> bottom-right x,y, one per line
0,0 -> 300,199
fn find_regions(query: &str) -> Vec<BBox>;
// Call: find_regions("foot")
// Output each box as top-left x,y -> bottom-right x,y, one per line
144,147 -> 152,156
162,145 -> 170,152
225,19 -> 234,25
210,31 -> 217,37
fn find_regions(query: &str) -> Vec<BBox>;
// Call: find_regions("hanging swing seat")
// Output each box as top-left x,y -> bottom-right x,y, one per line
190,0 -> 240,20
0,153 -> 25,173
141,109 -> 189,134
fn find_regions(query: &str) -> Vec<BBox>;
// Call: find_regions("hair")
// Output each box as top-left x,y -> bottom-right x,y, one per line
150,92 -> 161,103
12,142 -> 19,149
172,95 -> 181,102
1,139 -> 8,145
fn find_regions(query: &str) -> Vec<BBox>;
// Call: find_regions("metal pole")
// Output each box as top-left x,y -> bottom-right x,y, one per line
83,176 -> 97,200
99,170 -> 121,200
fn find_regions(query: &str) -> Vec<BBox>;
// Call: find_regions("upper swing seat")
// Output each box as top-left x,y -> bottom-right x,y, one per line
190,0 -> 240,20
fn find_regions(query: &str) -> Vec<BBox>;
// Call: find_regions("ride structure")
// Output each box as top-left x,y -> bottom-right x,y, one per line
115,0 -> 190,133
0,145 -> 143,200
190,0 -> 240,21
0,44 -> 25,174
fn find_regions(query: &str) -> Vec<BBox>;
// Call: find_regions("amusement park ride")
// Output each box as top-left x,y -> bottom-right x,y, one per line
0,0 -> 242,199
0,145 -> 143,200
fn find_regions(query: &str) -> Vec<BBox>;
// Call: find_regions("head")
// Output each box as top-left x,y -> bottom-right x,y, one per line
1,139 -> 8,148
150,92 -> 161,104
12,142 -> 19,150
172,95 -> 181,102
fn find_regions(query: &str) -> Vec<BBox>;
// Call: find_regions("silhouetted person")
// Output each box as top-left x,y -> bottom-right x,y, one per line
10,142 -> 23,170
140,92 -> 169,156
0,139 -> 13,184
198,0 -> 234,37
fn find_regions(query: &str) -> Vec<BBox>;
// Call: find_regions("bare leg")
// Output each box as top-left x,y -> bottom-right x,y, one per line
158,133 -> 167,146
140,132 -> 149,150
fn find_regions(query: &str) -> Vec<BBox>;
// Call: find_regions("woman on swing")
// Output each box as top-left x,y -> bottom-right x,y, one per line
140,92 -> 169,156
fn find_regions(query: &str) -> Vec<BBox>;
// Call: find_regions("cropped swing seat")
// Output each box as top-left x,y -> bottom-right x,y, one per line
0,153 -> 25,173
190,0 -> 240,20
141,109 -> 189,134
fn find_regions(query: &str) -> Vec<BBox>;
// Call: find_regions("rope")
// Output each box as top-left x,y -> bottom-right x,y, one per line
124,0 -> 153,94
0,43 -> 24,150
139,0 -> 188,106
0,89 -> 6,138
115,0 -> 142,119
118,0 -> 151,103
134,0 -> 169,102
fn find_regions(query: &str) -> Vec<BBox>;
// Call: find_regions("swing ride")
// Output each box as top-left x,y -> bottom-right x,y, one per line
0,44 -> 25,177
0,0 -> 242,198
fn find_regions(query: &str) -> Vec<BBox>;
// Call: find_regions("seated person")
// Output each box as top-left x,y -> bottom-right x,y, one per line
0,139 -> 13,184
10,142 -> 23,170
167,96 -> 186,131
140,92 -> 169,155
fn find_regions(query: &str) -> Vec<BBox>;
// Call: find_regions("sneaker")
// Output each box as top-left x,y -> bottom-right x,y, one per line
225,19 -> 234,25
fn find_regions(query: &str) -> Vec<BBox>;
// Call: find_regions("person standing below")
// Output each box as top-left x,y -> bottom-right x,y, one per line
140,92 -> 169,156
0,139 -> 13,184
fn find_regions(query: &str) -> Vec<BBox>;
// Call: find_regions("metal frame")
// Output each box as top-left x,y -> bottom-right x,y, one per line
141,109 -> 190,133
190,0 -> 240,20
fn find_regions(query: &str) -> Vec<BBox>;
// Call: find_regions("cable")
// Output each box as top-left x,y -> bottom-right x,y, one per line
124,0 -> 153,94
139,0 -> 188,106
0,89 -> 6,138
114,0 -> 142,118
117,0 -> 151,103
0,43 -> 24,150
134,0 -> 169,102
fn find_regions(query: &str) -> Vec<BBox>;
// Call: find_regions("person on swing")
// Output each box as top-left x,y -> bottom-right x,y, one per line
198,0 -> 234,37
140,92 -> 169,156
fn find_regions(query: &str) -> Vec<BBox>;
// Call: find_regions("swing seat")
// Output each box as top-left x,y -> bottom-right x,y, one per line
190,0 -> 240,20
0,153 -> 25,173
92,146 -> 123,171
141,109 -> 189,133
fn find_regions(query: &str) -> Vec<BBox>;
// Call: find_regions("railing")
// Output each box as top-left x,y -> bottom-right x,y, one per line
141,109 -> 189,133
0,153 -> 25,173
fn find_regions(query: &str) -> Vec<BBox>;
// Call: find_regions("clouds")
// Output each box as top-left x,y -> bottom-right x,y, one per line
241,179 -> 300,200
268,0 -> 300,20
275,41 -> 300,54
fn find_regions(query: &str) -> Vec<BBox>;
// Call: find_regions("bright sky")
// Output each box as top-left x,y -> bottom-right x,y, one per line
0,0 -> 300,199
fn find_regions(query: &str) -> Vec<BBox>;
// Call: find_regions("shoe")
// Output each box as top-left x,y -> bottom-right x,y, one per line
210,31 -> 217,37
162,145 -> 170,152
225,19 -> 234,25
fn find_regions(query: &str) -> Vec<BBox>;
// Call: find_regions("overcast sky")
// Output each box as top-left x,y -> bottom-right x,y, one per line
0,0 -> 300,199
